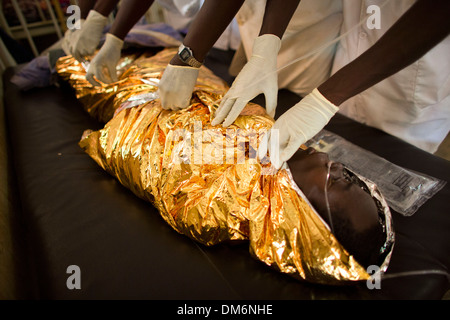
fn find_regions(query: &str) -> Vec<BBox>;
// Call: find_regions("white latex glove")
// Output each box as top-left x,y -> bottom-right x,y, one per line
69,10 -> 108,62
157,64 -> 200,110
258,88 -> 339,169
61,19 -> 85,56
86,33 -> 123,86
211,34 -> 281,127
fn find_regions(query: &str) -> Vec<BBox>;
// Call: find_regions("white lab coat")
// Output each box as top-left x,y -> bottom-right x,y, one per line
158,0 -> 241,50
237,0 -> 450,153
236,0 -> 343,96
332,0 -> 450,153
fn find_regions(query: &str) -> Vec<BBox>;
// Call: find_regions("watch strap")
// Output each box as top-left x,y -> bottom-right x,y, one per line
178,44 -> 203,68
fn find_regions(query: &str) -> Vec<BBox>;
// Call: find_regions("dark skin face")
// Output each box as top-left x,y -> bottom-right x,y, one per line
286,148 -> 379,233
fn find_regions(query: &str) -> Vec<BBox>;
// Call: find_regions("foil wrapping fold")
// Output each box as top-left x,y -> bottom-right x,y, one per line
58,48 -> 394,284
56,48 -> 228,123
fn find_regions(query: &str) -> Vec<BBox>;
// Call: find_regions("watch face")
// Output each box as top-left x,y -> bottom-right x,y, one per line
179,48 -> 191,61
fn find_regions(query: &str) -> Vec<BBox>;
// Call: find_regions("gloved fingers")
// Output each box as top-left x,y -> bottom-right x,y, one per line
85,60 -> 107,86
74,42 -> 89,61
174,89 -> 194,110
169,101 -> 181,111
211,97 -> 235,126
157,73 -> 170,110
68,41 -> 74,54
69,42 -> 78,58
73,51 -> 82,63
222,98 -> 248,127
62,30 -> 73,55
95,62 -> 118,84
158,90 -> 170,110
268,128 -> 283,169
61,40 -> 71,56
158,86 -> 180,110
86,69 -> 102,87
278,139 -> 303,169
163,98 -> 176,110
179,95 -> 193,110
277,126 -> 309,168
160,93 -> 189,111
264,88 -> 278,118
159,94 -> 173,110
258,128 -> 283,169
73,49 -> 87,63
157,64 -> 198,111
160,94 -> 188,111
266,106 -> 276,119
107,66 -> 118,83
94,66 -> 108,84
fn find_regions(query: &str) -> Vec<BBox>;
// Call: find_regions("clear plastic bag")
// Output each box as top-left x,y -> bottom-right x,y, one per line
305,130 -> 447,216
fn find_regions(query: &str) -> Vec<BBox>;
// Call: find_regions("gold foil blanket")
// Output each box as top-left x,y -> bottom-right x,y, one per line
57,48 -> 394,284
56,48 -> 229,123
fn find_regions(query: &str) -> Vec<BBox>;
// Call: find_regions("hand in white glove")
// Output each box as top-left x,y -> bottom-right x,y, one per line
211,34 -> 281,127
157,64 -> 199,110
86,33 -> 123,86
258,88 -> 339,169
61,19 -> 85,56
69,10 -> 108,62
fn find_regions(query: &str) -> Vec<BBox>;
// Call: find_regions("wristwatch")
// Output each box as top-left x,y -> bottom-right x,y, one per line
178,44 -> 203,68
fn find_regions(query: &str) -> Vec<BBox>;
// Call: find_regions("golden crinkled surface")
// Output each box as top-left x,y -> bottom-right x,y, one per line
58,48 -> 384,284
55,48 -> 229,123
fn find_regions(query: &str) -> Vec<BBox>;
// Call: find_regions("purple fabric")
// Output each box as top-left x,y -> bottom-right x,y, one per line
102,22 -> 183,47
124,23 -> 183,47
10,55 -> 51,91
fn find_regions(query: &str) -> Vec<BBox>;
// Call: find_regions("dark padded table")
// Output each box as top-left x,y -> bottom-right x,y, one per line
3,52 -> 450,300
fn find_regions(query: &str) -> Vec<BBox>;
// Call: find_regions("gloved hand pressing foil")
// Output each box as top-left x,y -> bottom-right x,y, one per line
212,34 -> 281,127
61,19 -> 85,56
258,88 -> 339,169
69,10 -> 109,62
157,64 -> 200,110
86,33 -> 124,86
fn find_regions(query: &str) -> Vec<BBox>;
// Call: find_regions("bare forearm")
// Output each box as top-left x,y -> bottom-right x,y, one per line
319,0 -> 450,106
105,0 -> 154,39
259,0 -> 300,38
92,0 -> 119,17
171,0 -> 245,66
78,0 -> 97,18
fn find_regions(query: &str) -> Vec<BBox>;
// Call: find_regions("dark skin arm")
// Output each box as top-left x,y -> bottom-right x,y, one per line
108,0 -> 155,40
91,0 -> 119,17
87,0 -> 154,40
259,0 -> 300,37
170,0 -> 245,66
318,0 -> 450,106
171,0 -> 301,66
78,0 -> 97,19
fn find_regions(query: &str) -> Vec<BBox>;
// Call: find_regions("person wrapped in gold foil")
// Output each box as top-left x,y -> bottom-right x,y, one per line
56,48 -> 228,123
56,48 -> 394,285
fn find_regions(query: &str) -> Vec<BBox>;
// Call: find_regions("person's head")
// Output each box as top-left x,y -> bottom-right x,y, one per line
287,147 -> 385,268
